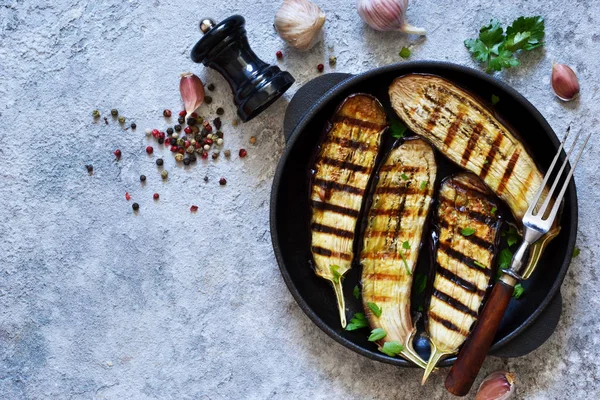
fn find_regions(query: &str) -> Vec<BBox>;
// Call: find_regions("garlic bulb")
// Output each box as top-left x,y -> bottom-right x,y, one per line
475,371 -> 516,400
274,0 -> 326,51
357,0 -> 426,35
552,63 -> 580,101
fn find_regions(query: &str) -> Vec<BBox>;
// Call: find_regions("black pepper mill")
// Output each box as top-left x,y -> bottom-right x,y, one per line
191,15 -> 295,122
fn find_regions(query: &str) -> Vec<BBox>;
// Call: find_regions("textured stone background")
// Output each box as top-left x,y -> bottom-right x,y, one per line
1,0 -> 599,399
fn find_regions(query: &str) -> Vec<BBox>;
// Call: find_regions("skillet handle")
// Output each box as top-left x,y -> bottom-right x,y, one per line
445,275 -> 517,396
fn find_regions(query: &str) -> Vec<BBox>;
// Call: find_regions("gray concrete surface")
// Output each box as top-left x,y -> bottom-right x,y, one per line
1,0 -> 599,398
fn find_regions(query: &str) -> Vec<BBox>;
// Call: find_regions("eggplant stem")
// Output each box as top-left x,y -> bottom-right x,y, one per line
421,344 -> 451,385
400,329 -> 428,369
331,279 -> 347,328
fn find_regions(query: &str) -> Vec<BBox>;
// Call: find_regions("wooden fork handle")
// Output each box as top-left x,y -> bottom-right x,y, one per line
445,275 -> 517,396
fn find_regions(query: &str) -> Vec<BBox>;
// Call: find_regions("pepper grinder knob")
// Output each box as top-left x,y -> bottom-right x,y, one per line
191,15 -> 295,122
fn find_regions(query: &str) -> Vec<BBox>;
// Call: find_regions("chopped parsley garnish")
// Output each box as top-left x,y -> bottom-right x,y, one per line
345,312 -> 369,331
353,285 -> 360,299
415,273 -> 427,295
390,119 -> 407,138
417,305 -> 424,312
367,302 -> 382,317
474,260 -> 487,269
402,241 -> 411,249
461,227 -> 476,236
420,181 -> 428,190
496,248 -> 513,278
483,159 -> 489,164
330,264 -> 342,283
368,328 -> 387,342
503,225 -> 520,247
401,173 -> 409,181
464,16 -> 545,72
399,252 -> 412,275
380,341 -> 404,357
572,247 -> 580,258
490,206 -> 497,215
491,94 -> 500,105
513,283 -> 524,299
399,47 -> 411,58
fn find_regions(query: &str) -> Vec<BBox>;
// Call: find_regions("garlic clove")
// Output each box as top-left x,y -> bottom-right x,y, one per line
475,371 -> 516,400
179,73 -> 205,116
551,63 -> 580,101
274,0 -> 326,51
357,0 -> 426,35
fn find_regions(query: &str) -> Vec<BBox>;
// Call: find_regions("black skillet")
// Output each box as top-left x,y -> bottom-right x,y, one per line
270,62 -> 577,367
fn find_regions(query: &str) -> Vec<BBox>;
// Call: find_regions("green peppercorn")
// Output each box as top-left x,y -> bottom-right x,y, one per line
204,96 -> 212,104
161,170 -> 168,179
177,138 -> 185,147
174,125 -> 182,132
329,56 -> 337,66
166,127 -> 174,135
92,110 -> 100,118
216,107 -> 224,115
132,202 -> 139,210
85,164 -> 93,173
207,83 -> 215,91
197,116 -> 204,124
186,146 -> 195,154
183,158 -> 191,166
140,175 -> 146,182
178,116 -> 185,125
130,122 -> 136,129
175,153 -> 184,162
156,158 -> 164,166
187,117 -> 197,126
111,109 -> 118,116
118,116 -> 125,124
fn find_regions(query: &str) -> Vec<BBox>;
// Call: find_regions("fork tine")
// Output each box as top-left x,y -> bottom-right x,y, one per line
537,128 -> 582,216
527,127 -> 571,216
546,130 -> 592,223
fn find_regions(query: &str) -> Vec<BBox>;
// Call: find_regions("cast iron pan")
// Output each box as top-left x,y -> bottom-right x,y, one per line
270,62 -> 577,367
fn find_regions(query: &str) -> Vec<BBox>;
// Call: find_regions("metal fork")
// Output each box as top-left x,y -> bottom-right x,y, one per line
445,127 -> 592,396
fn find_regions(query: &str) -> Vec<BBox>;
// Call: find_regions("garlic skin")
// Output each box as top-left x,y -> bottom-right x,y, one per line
357,0 -> 426,35
275,0 -> 326,51
475,371 -> 516,400
552,63 -> 580,101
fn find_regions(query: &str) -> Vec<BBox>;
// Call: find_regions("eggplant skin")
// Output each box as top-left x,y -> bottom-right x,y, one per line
389,74 -> 543,220
427,173 -> 500,354
310,94 -> 387,327
361,138 -> 436,366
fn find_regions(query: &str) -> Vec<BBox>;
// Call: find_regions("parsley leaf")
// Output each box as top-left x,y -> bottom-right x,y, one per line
401,173 -> 409,181
368,328 -> 387,342
353,285 -> 360,299
390,119 -> 407,138
461,227 -> 476,236
506,16 -> 545,51
491,94 -> 500,105
399,47 -> 411,58
415,273 -> 427,295
402,241 -> 411,250
399,252 -> 412,275
380,341 -> 404,357
572,247 -> 580,258
367,302 -> 382,317
420,181 -> 428,190
498,248 -> 513,274
330,264 -> 342,283
345,312 -> 369,331
513,283 -> 524,299
504,225 -> 520,247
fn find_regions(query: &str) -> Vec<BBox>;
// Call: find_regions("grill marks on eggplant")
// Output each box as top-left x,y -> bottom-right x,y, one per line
360,138 -> 437,368
389,74 -> 545,220
310,94 -> 387,328
422,173 -> 500,381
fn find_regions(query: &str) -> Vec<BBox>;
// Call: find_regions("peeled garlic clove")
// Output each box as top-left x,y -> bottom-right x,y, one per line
552,63 -> 580,101
180,73 -> 205,116
274,0 -> 326,51
357,0 -> 426,35
475,371 -> 516,400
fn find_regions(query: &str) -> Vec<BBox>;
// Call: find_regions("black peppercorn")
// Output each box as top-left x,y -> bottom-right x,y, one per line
217,131 -> 224,139
130,123 -> 137,129
189,154 -> 197,163
85,164 -> 93,173
195,134 -> 203,142
219,177 -> 227,185
178,116 -> 185,125
111,109 -> 118,116
213,117 -> 222,130
187,117 -> 197,126
204,96 -> 212,104
158,137 -> 164,145
207,83 -> 215,91
140,174 -> 146,182
132,203 -> 139,210
204,176 -> 209,182
216,107 -> 224,115
174,125 -> 182,132
183,158 -> 191,166
156,158 -> 164,166
166,127 -> 174,135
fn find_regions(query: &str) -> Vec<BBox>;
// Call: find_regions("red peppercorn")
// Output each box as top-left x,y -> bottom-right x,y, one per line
317,64 -> 324,72
219,177 -> 227,185
239,148 -> 247,158
165,138 -> 171,146
153,193 -> 159,200
191,112 -> 198,119
158,131 -> 166,140
114,149 -> 122,158
152,129 -> 159,137
125,192 -> 131,201
170,145 -> 178,152
184,126 -> 192,134
184,140 -> 191,148
276,50 -> 283,59
195,142 -> 201,149
190,205 -> 199,212
146,146 -> 154,154
163,109 -> 172,117
179,110 -> 187,117
203,120 -> 213,133
178,147 -> 185,154
201,151 -> 208,159
205,138 -> 213,145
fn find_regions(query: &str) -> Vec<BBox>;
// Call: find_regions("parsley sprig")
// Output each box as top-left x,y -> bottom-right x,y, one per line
465,16 -> 545,72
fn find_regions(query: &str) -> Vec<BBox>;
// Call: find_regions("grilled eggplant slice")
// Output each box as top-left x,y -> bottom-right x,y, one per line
361,138 -> 436,368
389,74 -> 543,221
310,94 -> 387,328
422,173 -> 501,383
